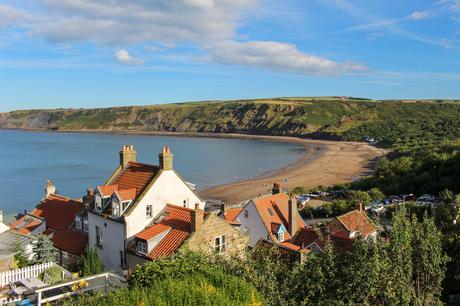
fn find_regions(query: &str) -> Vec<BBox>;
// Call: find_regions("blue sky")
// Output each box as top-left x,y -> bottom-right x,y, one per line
0,0 -> 460,111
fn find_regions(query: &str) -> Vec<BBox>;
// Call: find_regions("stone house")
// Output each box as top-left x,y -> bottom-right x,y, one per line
127,204 -> 248,269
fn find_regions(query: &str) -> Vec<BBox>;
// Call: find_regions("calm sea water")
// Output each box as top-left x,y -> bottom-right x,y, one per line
0,130 -> 303,214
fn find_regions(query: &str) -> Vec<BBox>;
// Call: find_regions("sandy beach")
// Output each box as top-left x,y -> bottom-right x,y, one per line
198,135 -> 386,205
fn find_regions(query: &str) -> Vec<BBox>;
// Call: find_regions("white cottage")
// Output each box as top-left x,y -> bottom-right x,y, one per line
88,145 -> 205,271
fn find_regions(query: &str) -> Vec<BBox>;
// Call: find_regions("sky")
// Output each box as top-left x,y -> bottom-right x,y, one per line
0,0 -> 460,111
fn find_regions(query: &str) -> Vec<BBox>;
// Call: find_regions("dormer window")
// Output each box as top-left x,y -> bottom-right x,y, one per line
75,216 -> 82,230
112,198 -> 120,217
95,194 -> 102,211
137,240 -> 148,254
277,232 -> 285,242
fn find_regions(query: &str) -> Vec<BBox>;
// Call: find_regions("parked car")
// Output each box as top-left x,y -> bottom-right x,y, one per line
296,195 -> 311,206
371,204 -> 385,213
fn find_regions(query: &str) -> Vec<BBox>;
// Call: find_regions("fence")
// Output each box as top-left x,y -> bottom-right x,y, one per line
0,262 -> 54,288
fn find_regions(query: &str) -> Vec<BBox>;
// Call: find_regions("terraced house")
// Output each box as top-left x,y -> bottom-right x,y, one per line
88,145 -> 205,271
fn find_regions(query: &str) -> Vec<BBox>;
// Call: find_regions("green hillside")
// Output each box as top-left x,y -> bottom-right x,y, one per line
1,97 -> 459,148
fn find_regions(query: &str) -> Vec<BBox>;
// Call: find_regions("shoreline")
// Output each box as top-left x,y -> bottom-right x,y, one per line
1,128 -> 387,204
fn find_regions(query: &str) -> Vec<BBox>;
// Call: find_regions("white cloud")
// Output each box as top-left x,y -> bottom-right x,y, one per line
207,40 -> 367,76
28,0 -> 257,45
407,10 -> 434,20
1,0 -> 369,76
0,5 -> 26,28
114,49 -> 144,65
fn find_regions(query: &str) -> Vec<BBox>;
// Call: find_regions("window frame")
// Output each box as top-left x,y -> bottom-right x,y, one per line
83,219 -> 89,232
137,240 -> 148,254
96,226 -> 103,247
75,216 -> 82,230
214,235 -> 227,254
146,205 -> 152,218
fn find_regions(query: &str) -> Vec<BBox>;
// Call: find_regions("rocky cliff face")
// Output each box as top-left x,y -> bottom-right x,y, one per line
1,98 -> 459,148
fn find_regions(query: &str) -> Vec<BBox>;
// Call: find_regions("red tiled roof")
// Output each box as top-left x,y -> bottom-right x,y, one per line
116,188 -> 137,201
135,224 -> 171,241
224,208 -> 242,223
130,204 -> 207,260
10,217 -> 44,235
293,227 -> 354,252
98,185 -> 119,197
252,193 -> 305,241
334,209 -> 377,237
109,162 -> 159,197
51,229 -> 88,256
31,194 -> 83,231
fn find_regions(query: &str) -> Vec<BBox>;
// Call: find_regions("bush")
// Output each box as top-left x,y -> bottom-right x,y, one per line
65,253 -> 262,306
39,266 -> 63,285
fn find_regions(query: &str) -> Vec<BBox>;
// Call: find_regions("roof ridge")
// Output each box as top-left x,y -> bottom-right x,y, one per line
44,194 -> 82,203
128,161 -> 159,168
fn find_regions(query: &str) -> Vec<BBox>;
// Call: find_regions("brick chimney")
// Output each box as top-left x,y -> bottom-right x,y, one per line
272,183 -> 280,195
159,146 -> 173,170
191,203 -> 203,232
119,145 -> 137,168
356,202 -> 363,212
288,195 -> 298,237
45,180 -> 56,198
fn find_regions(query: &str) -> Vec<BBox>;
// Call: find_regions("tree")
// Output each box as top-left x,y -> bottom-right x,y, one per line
439,189 -> 455,204
12,239 -> 29,268
32,234 -> 56,264
368,187 -> 385,202
412,214 -> 448,305
81,247 -> 103,276
388,206 -> 415,305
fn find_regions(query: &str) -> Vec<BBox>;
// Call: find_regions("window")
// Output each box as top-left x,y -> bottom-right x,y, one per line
277,232 -> 285,242
96,226 -> 103,247
83,219 -> 88,232
75,216 -> 82,230
112,202 -> 120,216
146,205 -> 152,218
244,210 -> 249,218
137,240 -> 148,254
95,194 -> 102,211
215,235 -> 227,254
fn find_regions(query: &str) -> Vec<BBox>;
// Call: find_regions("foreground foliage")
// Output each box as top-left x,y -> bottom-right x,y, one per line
65,253 -> 262,306
65,207 -> 448,305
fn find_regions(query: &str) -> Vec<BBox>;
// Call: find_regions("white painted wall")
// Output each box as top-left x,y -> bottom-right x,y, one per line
124,170 -> 205,238
0,222 -> 8,234
234,200 -> 270,247
88,212 -> 125,271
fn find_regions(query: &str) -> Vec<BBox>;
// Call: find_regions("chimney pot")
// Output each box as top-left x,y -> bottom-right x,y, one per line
45,180 -> 56,198
159,146 -> 174,170
119,145 -> 137,167
272,183 -> 280,195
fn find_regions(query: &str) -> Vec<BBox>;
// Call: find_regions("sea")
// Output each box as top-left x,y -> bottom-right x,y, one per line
0,129 -> 304,214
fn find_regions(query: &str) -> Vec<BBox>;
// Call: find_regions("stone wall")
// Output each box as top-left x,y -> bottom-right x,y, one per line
182,214 -> 248,257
